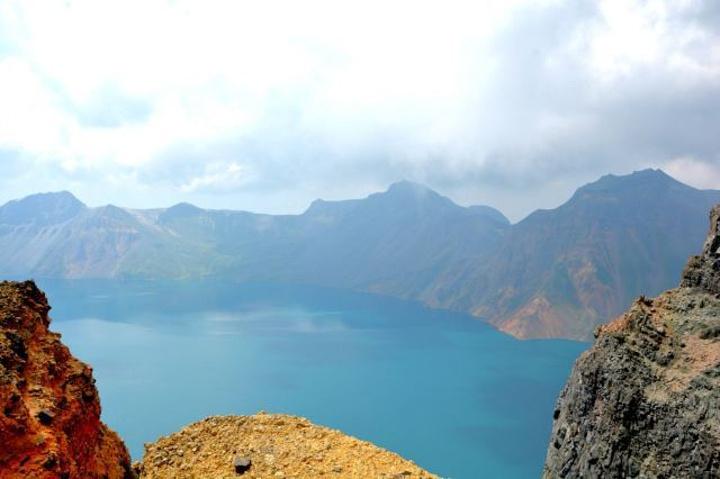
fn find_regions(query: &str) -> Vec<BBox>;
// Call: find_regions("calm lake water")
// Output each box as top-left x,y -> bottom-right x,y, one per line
37,279 -> 586,479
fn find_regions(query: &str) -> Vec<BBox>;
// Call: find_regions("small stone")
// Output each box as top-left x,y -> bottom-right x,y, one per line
36,409 -> 54,425
233,455 -> 251,475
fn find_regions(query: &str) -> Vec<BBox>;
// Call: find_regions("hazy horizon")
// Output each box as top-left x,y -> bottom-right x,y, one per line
0,167 -> 701,225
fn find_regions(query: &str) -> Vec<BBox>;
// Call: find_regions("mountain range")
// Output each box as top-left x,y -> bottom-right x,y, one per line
1,169 -> 716,340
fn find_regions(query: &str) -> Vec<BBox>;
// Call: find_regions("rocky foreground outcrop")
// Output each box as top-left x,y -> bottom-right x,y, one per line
543,206 -> 720,478
136,414 -> 436,479
0,280 -> 133,478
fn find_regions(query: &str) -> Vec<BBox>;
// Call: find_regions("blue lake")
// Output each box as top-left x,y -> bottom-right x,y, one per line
37,279 -> 586,479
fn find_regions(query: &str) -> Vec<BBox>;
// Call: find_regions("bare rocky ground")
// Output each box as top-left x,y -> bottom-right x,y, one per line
136,413 -> 437,479
543,206 -> 720,478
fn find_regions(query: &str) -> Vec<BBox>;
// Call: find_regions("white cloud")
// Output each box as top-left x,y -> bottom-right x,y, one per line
663,156 -> 720,190
577,0 -> 719,84
0,58 -> 68,157
180,161 -> 253,193
0,0 -> 718,219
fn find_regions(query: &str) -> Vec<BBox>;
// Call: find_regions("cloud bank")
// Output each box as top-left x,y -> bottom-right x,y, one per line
0,0 -> 718,220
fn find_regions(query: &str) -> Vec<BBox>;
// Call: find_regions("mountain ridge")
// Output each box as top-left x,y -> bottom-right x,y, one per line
1,170 -> 717,340
415,169 -> 720,339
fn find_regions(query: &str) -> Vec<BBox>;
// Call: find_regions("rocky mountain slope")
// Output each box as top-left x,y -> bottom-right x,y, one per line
1,170 -> 717,340
137,414 -> 436,479
0,181 -> 509,291
0,280 -> 133,478
423,169 -> 720,340
543,205 -> 720,477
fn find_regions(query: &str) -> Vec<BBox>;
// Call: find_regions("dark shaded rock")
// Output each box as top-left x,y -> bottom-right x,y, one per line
700,325 -> 720,340
544,206 -> 720,478
682,205 -> 720,294
36,409 -> 54,425
233,455 -> 251,474
42,453 -> 57,469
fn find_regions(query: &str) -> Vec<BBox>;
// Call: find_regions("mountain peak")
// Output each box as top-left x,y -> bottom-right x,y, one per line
304,181 -> 455,218
369,181 -> 465,215
594,168 -> 678,187
167,202 -> 204,214
387,179 -> 428,189
159,202 -> 205,222
380,180 -> 443,200
17,190 -> 84,205
0,191 -> 86,225
572,169 -> 690,201
385,180 -> 437,196
632,168 -> 673,179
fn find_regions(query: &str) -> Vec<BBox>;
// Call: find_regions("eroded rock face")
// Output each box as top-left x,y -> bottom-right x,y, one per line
543,207 -> 720,478
682,205 -> 720,295
0,280 -> 133,478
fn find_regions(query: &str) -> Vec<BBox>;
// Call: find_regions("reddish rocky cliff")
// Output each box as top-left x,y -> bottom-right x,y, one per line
0,280 -> 133,478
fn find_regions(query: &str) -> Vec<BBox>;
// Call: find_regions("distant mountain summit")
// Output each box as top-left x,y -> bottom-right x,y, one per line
0,191 -> 86,225
419,169 -> 720,339
305,181 -> 490,220
0,170 -> 716,340
159,202 -> 206,220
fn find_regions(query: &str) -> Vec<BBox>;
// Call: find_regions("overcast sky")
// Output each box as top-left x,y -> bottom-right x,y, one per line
0,0 -> 718,221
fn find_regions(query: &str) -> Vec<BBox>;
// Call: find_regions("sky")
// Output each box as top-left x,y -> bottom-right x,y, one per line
0,0 -> 718,221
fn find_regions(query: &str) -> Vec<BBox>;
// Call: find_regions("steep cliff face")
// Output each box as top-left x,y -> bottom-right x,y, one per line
0,280 -> 133,478
543,206 -> 720,478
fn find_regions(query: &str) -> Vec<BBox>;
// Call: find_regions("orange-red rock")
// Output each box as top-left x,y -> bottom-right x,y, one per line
0,280 -> 133,479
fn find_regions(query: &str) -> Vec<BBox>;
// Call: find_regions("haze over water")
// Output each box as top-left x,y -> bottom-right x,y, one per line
40,279 -> 586,479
